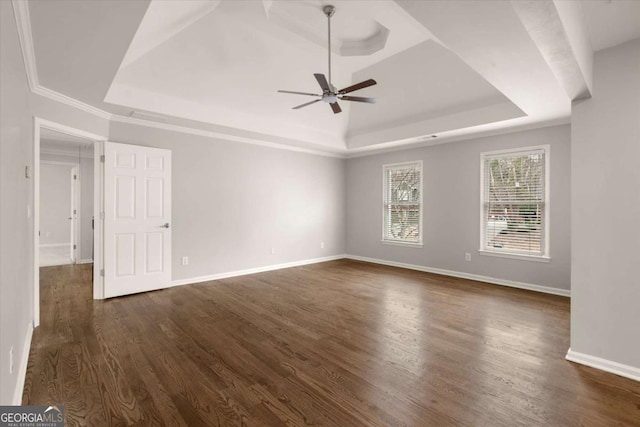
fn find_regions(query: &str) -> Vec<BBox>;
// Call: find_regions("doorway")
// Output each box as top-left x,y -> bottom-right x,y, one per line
39,160 -> 80,266
32,118 -> 107,327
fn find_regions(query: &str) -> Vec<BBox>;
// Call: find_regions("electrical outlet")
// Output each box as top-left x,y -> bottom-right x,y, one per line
320,241 -> 325,249
465,253 -> 471,261
181,256 -> 189,266
271,247 -> 276,255
9,346 -> 14,374
46,231 -> 51,238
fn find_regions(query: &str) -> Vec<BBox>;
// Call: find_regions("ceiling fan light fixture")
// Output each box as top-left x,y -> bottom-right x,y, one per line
277,5 -> 377,114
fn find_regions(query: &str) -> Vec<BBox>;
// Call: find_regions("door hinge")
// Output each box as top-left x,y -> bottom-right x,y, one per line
100,155 -> 105,163
73,244 -> 76,250
74,174 -> 77,180
73,209 -> 77,215
100,269 -> 105,277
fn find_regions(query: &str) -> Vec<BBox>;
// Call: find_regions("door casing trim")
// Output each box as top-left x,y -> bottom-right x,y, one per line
33,117 -> 107,327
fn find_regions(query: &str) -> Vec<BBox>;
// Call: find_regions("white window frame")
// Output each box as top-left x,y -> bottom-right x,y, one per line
479,145 -> 550,262
382,160 -> 423,247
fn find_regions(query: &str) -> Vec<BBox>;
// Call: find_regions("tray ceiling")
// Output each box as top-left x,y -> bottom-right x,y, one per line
24,0 -> 622,153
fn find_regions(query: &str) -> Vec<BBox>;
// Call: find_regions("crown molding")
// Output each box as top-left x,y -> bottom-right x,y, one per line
111,115 -> 347,158
12,0 -> 38,91
12,0 -> 113,121
344,117 -> 571,158
33,85 -> 113,120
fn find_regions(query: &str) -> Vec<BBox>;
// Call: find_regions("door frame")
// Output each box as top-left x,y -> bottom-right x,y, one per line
70,165 -> 79,263
39,160 -> 80,265
33,117 -> 107,328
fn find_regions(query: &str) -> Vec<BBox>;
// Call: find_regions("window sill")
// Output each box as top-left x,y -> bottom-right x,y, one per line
478,249 -> 550,263
382,240 -> 423,248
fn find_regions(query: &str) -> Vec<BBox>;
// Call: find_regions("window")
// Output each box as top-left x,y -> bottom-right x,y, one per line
480,146 -> 549,259
383,161 -> 422,245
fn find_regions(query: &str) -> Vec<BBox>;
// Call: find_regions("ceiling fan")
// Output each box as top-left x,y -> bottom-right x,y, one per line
277,5 -> 377,114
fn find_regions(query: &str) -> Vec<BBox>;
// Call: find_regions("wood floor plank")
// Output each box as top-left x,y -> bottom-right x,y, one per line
24,261 -> 640,426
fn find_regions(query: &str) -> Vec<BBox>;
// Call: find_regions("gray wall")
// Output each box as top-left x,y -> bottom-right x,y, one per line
39,162 -> 73,245
109,122 -> 347,281
40,152 -> 94,261
346,125 -> 571,291
0,0 -> 35,404
571,39 -> 640,369
1,1 -> 109,403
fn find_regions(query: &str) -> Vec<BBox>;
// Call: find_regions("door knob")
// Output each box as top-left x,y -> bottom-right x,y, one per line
161,223 -> 170,228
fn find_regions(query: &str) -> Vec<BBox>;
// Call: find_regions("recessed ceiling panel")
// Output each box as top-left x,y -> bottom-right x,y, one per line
346,40 -> 525,148
27,0 -> 576,153
105,0 -> 431,149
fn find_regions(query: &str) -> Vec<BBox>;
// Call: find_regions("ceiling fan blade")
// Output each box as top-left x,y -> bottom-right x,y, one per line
278,90 -> 320,97
338,79 -> 377,94
340,95 -> 376,104
314,73 -> 331,92
292,99 -> 322,110
330,102 -> 342,114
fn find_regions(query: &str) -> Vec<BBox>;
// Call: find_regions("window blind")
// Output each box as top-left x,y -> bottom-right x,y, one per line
482,149 -> 545,255
383,162 -> 422,243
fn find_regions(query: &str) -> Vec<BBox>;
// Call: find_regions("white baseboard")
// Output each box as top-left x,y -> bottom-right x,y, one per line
345,254 -> 571,297
566,348 -> 640,382
40,259 -> 93,267
12,324 -> 33,405
171,254 -> 347,287
171,253 -> 570,298
39,243 -> 69,248
39,261 -> 72,267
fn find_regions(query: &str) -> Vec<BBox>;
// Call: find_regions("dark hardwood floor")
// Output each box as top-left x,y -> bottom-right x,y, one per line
24,260 -> 640,426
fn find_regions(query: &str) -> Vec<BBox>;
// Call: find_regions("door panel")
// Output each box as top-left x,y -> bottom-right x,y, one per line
145,232 -> 164,273
104,142 -> 171,298
115,176 -> 136,218
145,178 -> 164,218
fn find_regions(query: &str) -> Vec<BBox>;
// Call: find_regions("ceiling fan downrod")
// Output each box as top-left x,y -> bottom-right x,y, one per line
276,4 -> 377,114
323,5 -> 336,90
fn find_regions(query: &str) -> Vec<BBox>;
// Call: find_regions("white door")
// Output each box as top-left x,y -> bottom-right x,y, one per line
103,142 -> 171,298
